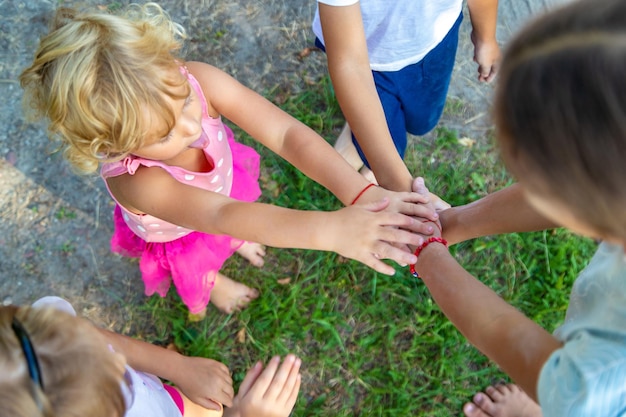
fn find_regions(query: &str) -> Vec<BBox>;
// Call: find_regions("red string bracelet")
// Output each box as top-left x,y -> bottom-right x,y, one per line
351,183 -> 376,205
409,236 -> 448,278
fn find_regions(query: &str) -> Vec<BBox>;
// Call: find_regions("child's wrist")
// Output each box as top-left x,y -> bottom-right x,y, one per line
409,237 -> 448,278
350,183 -> 377,205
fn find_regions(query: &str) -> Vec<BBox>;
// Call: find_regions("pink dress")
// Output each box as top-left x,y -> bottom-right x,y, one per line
101,72 -> 261,314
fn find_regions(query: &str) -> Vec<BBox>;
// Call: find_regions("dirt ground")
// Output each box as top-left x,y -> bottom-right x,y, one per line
0,0 -> 569,329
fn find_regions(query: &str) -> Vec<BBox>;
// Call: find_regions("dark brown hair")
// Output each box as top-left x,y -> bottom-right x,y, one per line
495,0 -> 626,241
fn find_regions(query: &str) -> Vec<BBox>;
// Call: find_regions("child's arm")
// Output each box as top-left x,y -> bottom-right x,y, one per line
436,183 -> 557,245
97,327 -> 233,410
416,244 -> 561,400
186,60 -> 414,204
467,0 -> 501,82
316,3 -> 414,192
108,169 -> 427,274
412,179 -> 562,400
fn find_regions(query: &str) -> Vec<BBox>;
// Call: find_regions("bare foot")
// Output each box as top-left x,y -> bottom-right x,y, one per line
236,241 -> 266,267
210,273 -> 259,314
463,384 -> 542,417
334,123 -> 364,171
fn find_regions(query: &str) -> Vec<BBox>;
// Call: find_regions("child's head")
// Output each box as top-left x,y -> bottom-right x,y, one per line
0,305 -> 126,417
20,3 -> 189,173
494,0 -> 626,243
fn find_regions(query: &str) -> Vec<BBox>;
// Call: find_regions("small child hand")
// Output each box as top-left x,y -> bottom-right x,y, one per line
412,177 -> 443,239
429,191 -> 451,212
173,356 -> 234,409
330,198 -> 430,274
471,31 -> 501,83
228,355 -> 302,417
354,183 -> 440,227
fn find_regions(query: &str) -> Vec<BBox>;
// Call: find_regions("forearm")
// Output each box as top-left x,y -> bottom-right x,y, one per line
213,201 -> 338,251
415,243 -> 561,399
439,184 -> 556,245
330,66 -> 413,191
277,122 -> 373,205
320,3 -> 413,192
98,328 -> 185,384
467,0 -> 498,42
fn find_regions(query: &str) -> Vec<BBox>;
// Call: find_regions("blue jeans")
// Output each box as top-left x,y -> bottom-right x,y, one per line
317,12 -> 463,167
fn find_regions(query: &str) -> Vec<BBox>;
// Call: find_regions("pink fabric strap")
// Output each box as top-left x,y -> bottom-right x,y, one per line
163,384 -> 185,415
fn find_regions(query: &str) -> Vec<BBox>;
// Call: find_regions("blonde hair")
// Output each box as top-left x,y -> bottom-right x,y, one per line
20,3 -> 189,173
0,305 -> 125,417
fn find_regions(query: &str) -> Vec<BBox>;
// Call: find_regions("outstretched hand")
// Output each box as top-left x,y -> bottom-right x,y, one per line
355,185 -> 439,225
330,198 -> 431,274
172,356 -> 234,410
227,355 -> 302,417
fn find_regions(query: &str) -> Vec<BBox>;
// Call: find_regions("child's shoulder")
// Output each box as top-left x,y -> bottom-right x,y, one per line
185,61 -> 232,85
185,61 -> 247,114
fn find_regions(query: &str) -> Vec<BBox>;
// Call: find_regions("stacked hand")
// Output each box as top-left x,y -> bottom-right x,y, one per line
412,177 -> 443,240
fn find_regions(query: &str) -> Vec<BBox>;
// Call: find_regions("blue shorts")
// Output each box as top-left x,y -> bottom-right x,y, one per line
317,12 -> 462,166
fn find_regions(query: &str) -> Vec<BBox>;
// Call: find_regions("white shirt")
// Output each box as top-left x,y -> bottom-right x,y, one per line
313,0 -> 463,71
32,296 -> 182,417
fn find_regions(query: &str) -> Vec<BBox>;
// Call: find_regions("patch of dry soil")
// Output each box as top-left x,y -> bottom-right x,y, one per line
0,0 -> 570,329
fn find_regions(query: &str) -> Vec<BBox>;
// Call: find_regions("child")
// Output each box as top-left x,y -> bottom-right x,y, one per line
0,295 -> 301,417
313,0 -> 499,191
410,0 -> 626,414
20,4 -> 438,318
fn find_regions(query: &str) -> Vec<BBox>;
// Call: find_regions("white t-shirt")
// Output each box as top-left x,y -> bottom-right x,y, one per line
32,296 -> 183,417
313,0 -> 463,71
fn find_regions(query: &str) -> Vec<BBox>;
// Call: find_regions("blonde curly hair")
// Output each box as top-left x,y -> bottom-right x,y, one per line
20,3 -> 189,173
0,305 -> 125,417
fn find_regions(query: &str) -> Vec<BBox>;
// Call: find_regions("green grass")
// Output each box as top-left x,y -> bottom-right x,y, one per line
134,78 -> 597,416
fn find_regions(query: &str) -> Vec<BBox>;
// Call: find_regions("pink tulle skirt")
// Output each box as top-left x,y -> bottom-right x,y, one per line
110,134 -> 261,314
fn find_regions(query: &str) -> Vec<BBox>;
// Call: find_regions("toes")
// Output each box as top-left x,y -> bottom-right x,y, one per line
508,384 -> 523,395
486,385 -> 506,402
236,288 -> 260,308
471,390 -> 499,416
463,400 -> 491,417
248,288 -> 260,300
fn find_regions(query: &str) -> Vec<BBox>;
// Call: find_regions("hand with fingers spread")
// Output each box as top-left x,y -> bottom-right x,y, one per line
350,184 -> 443,258
328,198 -> 433,274
227,355 -> 302,417
171,356 -> 235,410
353,184 -> 440,227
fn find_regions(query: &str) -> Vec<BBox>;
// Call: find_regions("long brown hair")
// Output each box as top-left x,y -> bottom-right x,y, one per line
495,0 -> 626,241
